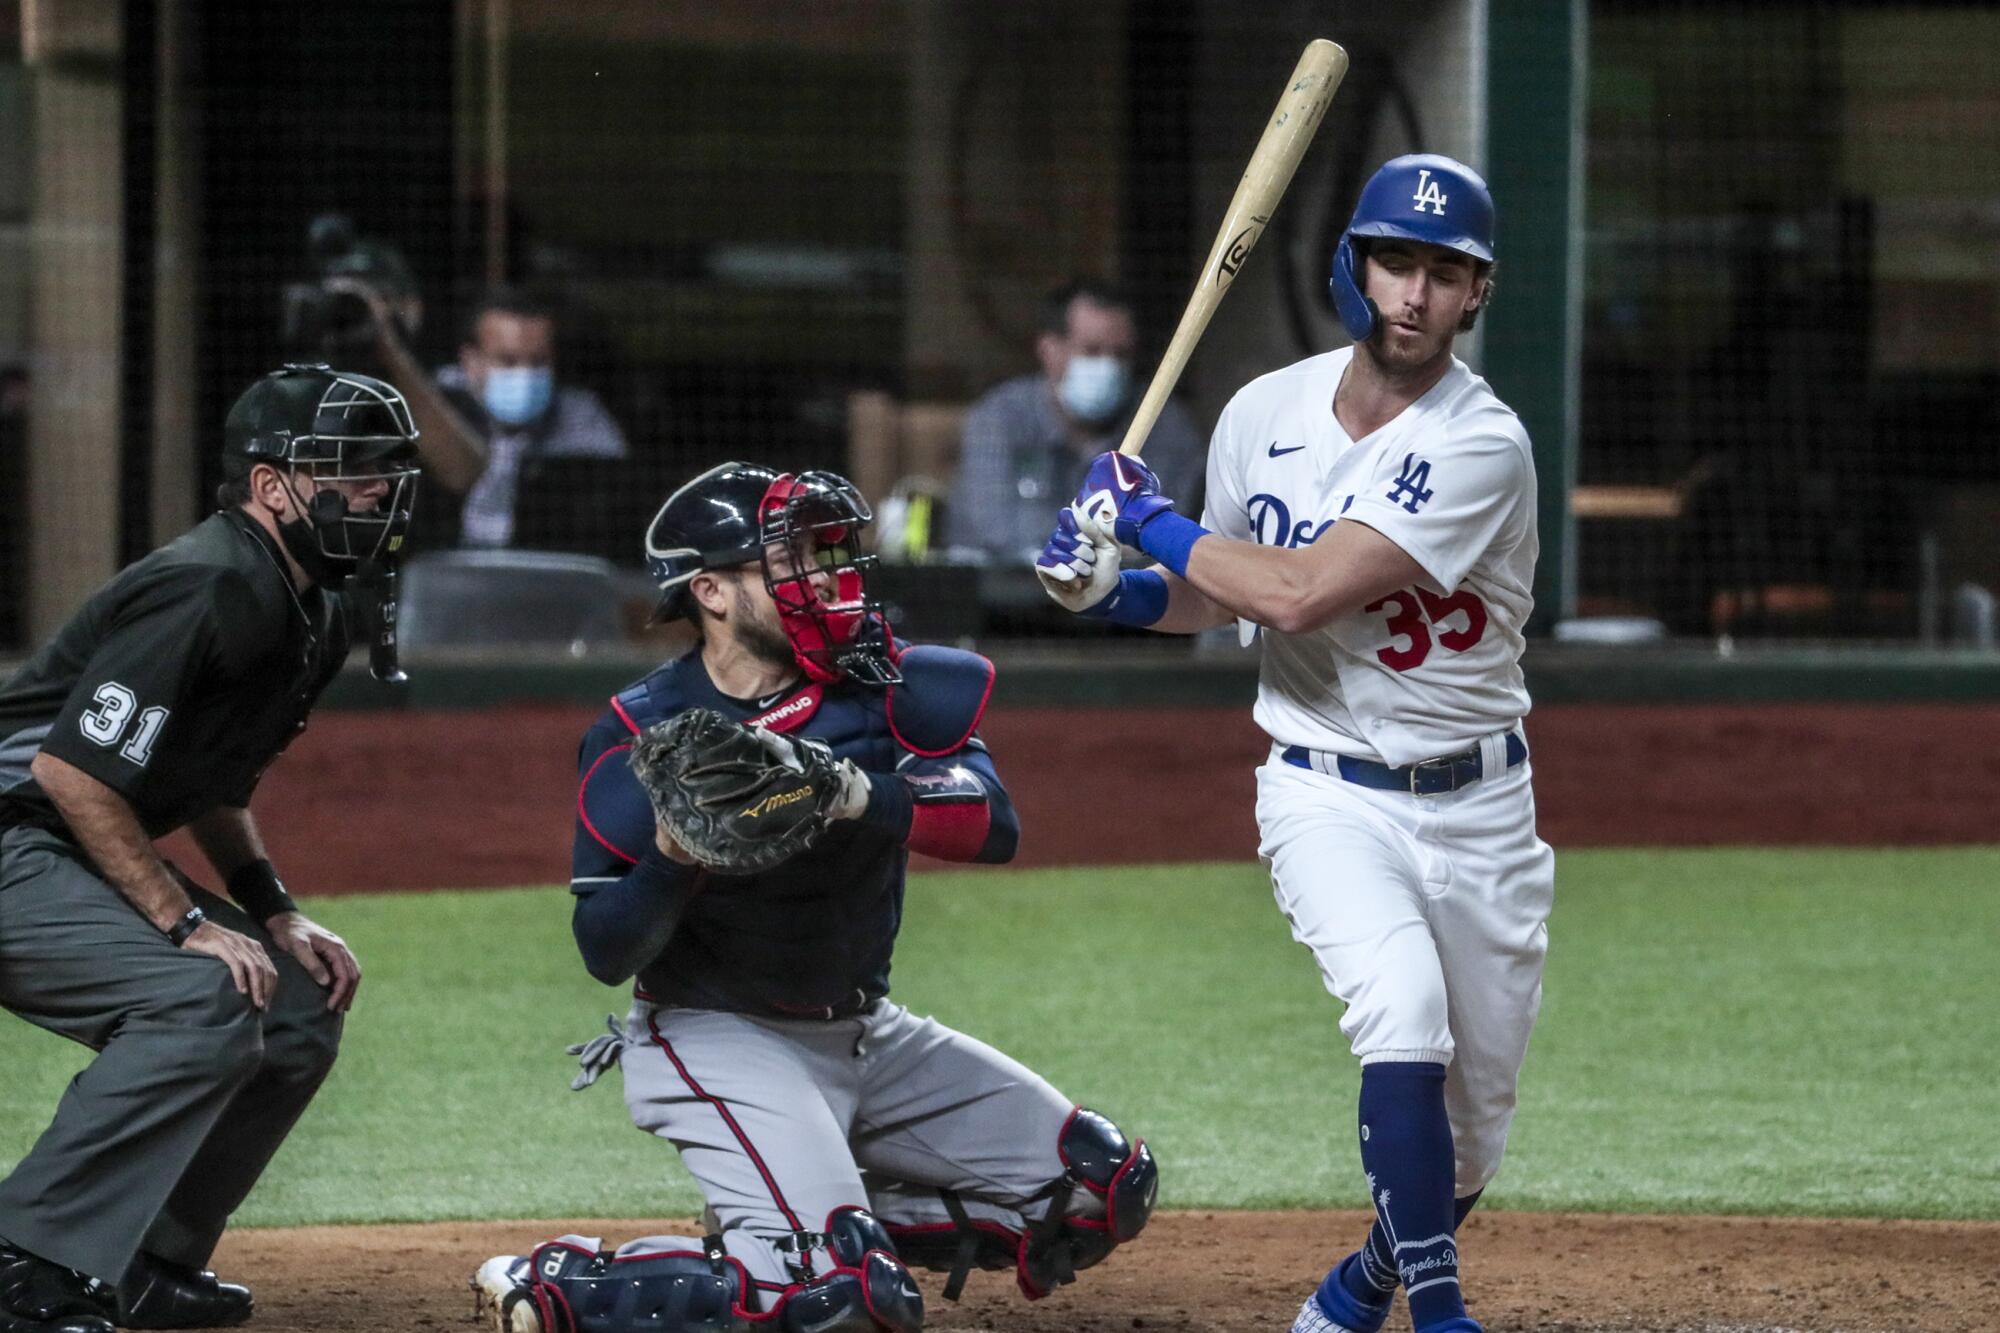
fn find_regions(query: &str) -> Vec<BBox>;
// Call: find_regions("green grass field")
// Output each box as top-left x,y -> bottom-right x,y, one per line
3,849 -> 1996,1228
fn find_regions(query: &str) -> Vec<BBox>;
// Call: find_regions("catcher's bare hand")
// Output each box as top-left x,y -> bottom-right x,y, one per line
181,920 -> 279,1012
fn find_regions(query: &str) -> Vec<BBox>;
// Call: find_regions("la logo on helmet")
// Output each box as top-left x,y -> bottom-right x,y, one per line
1411,169 -> 1449,216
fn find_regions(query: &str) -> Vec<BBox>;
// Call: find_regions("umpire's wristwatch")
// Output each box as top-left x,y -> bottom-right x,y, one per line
166,906 -> 207,947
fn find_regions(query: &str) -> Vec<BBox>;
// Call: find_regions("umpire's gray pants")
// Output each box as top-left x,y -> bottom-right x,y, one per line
0,826 -> 342,1286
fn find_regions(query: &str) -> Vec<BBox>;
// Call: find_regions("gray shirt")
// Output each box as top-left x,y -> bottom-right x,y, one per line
948,374 -> 1206,565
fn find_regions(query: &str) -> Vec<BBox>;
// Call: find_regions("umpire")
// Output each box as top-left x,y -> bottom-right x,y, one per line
0,365 -> 420,1332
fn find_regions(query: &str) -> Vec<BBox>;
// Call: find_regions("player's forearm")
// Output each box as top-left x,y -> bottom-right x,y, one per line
29,751 -> 193,932
1152,569 -> 1237,634
571,850 -> 704,985
1176,519 -> 1422,635
1179,536 -> 1326,631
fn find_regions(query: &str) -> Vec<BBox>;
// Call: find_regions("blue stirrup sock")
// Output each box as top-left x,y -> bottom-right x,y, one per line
1335,1188 -> 1484,1311
1352,1061 -> 1466,1330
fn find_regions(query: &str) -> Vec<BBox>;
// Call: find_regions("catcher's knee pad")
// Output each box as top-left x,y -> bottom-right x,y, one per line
765,1207 -> 922,1333
887,1107 -> 1157,1304
482,1238 -> 753,1333
1057,1107 -> 1159,1244
1026,1107 -> 1158,1289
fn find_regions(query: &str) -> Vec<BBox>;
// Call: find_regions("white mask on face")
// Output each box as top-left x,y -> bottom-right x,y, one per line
1057,355 -> 1130,426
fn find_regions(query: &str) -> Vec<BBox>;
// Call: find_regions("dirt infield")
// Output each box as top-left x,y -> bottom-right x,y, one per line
184,702 -> 2000,895
214,1209 -> 2000,1333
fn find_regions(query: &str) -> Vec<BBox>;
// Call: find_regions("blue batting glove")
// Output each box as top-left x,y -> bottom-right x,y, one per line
1034,505 -> 1121,613
1075,451 -> 1176,549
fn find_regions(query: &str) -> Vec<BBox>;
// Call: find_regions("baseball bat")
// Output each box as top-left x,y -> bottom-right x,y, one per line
1118,38 -> 1348,458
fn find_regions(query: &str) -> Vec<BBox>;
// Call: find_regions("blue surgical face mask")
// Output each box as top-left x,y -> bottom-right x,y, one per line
482,365 -> 554,426
1057,354 -> 1130,426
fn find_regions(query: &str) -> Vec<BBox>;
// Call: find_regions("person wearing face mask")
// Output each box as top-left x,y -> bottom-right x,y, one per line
948,278 -> 1204,566
432,288 -> 630,551
347,282 -> 630,556
0,365 -> 418,1333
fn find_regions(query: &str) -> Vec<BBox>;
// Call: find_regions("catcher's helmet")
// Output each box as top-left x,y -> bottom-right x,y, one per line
1328,154 -> 1495,343
645,462 -> 899,686
222,362 -> 421,570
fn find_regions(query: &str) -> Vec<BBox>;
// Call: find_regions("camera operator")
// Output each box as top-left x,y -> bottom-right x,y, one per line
340,282 -> 632,557
282,215 -> 489,500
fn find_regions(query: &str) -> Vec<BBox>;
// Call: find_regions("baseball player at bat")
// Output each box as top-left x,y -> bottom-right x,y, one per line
473,462 -> 1157,1333
1038,155 -> 1553,1333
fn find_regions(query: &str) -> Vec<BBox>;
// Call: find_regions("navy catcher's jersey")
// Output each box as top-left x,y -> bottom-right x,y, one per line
571,644 -> 996,1016
0,511 -> 349,839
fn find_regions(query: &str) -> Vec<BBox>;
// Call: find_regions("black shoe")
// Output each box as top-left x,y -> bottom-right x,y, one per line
118,1255 -> 252,1331
0,1242 -> 116,1333
0,1311 -> 117,1333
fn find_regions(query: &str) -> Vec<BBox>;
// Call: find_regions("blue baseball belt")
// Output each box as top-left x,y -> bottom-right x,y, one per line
1281,731 -> 1527,796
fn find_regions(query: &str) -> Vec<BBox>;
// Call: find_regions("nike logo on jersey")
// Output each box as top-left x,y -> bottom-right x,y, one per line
1267,441 -> 1306,458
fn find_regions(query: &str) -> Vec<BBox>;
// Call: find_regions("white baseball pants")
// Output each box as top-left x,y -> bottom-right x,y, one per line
1256,736 -> 1555,1195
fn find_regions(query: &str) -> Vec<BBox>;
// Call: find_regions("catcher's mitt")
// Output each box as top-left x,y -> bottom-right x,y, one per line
629,708 -> 845,873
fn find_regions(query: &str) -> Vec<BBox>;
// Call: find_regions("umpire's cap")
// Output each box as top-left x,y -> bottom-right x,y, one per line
1329,154 -> 1495,343
222,362 -> 418,478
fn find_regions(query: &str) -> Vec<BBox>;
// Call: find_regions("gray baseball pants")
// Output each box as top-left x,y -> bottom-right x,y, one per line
0,825 -> 342,1287
612,998 -> 1078,1301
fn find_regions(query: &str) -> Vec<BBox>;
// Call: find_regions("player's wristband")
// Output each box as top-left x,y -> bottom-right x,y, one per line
226,858 -> 298,924
1081,569 -> 1169,627
1134,511 -> 1210,580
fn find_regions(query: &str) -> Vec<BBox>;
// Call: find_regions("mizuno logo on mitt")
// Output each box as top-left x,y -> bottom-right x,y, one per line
741,786 -> 813,819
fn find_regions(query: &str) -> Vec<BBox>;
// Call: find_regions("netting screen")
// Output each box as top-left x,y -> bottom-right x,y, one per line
1580,2 -> 2000,641
3,1 -> 1998,654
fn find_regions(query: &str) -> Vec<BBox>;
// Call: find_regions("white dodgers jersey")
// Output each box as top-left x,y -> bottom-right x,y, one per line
1203,346 -> 1537,767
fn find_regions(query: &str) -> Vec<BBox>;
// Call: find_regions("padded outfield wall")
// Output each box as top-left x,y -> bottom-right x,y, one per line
141,649 -> 2000,896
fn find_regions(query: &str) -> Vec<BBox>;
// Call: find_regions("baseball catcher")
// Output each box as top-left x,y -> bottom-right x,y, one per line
472,463 -> 1157,1333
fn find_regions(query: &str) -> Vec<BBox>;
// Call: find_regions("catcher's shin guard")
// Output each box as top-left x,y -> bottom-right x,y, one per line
887,1107 -> 1158,1303
765,1207 -> 923,1333
472,1238 -> 753,1333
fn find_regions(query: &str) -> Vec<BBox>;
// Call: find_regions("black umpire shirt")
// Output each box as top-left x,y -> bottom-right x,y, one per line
0,510 -> 349,841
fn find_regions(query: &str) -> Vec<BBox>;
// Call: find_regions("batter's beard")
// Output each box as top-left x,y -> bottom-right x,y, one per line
1362,326 -> 1452,381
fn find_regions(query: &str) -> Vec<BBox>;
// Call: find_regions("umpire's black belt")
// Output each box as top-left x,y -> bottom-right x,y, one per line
1281,731 -> 1526,796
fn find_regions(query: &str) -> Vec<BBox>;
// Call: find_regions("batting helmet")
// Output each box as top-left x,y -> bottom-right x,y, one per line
1328,153 -> 1495,343
222,362 -> 421,571
644,462 -> 900,686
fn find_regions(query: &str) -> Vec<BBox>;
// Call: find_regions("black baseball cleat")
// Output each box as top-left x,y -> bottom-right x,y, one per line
117,1255 -> 252,1330
0,1241 -> 116,1333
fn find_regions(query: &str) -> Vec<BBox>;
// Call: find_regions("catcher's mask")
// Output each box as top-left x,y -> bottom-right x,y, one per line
222,363 -> 421,577
644,462 -> 900,687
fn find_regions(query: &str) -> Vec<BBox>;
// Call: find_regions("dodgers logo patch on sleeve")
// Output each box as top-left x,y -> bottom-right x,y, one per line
1387,454 -> 1435,514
